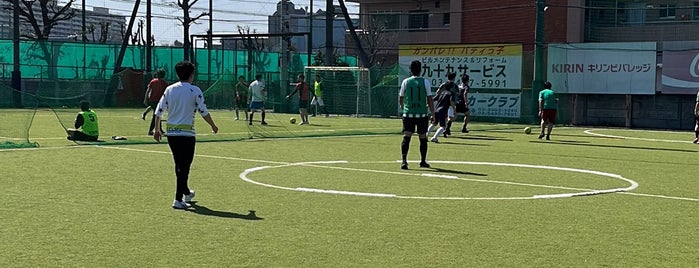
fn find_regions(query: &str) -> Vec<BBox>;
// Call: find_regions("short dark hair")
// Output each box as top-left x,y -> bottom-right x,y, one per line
544,81 -> 552,89
175,60 -> 195,81
409,60 -> 422,76
461,74 -> 470,84
298,74 -> 305,80
447,72 -> 456,81
155,68 -> 166,78
80,100 -> 90,111
238,75 -> 245,80
255,74 -> 262,80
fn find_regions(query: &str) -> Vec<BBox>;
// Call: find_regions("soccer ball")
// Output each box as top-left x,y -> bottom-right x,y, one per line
290,117 -> 297,124
524,127 -> 532,134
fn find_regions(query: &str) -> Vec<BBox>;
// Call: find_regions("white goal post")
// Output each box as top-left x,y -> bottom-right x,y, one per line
304,66 -> 371,117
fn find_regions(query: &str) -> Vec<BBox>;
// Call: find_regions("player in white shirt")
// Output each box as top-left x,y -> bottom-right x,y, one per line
248,74 -> 267,125
154,60 -> 219,209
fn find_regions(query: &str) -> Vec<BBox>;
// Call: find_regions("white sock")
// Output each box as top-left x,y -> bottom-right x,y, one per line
427,125 -> 435,136
432,127 -> 444,140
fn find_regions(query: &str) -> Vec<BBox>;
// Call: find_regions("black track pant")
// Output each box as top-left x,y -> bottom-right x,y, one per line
167,136 -> 196,201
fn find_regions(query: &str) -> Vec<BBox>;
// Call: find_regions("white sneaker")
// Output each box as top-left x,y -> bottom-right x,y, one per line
430,138 -> 440,143
184,190 -> 195,203
172,200 -> 191,209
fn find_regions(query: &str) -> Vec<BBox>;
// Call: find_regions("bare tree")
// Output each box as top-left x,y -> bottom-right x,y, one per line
175,0 -> 208,60
337,0 -> 371,67
2,0 -> 77,79
237,25 -> 269,74
357,17 -> 396,67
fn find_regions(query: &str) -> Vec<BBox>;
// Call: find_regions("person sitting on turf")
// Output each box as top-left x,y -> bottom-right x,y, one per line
67,100 -> 99,141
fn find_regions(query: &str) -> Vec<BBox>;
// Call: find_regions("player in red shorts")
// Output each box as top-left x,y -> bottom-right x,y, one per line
538,81 -> 558,140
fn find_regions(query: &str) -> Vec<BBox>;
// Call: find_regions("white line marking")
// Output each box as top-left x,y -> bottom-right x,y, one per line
422,173 -> 458,179
584,129 -> 693,143
99,146 -> 697,202
296,188 -> 396,198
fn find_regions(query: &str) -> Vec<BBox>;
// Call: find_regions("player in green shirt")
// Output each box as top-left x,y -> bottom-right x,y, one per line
399,60 -> 435,170
538,81 -> 558,140
311,75 -> 329,117
67,100 -> 99,141
234,75 -> 249,121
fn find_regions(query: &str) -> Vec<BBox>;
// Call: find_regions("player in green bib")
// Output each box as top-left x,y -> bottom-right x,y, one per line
399,60 -> 435,170
67,100 -> 99,141
538,81 -> 558,140
311,75 -> 329,117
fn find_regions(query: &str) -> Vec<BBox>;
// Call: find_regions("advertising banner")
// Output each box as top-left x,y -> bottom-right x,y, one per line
547,42 -> 657,94
398,44 -> 522,89
661,50 -> 699,94
468,93 -> 521,118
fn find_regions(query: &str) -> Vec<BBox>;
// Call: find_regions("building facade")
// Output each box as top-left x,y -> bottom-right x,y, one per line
268,1 -> 349,54
0,2 -> 126,43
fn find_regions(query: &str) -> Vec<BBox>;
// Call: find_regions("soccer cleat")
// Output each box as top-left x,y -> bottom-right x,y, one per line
261,121 -> 268,125
141,113 -> 146,120
148,131 -> 154,136
546,135 -> 550,141
172,200 -> 191,209
538,133 -> 545,139
401,162 -> 408,170
445,129 -> 451,136
419,161 -> 431,168
693,138 -> 698,144
235,117 -> 239,120
430,137 -> 439,143
248,121 -> 253,126
184,190 -> 195,203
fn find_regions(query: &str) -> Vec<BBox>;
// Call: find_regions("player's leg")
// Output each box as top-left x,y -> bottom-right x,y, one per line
546,110 -> 556,140
260,104 -> 267,125
462,109 -> 470,133
168,136 -> 196,209
142,106 -> 152,120
694,117 -> 699,143
234,100 -> 240,120
319,97 -> 329,117
417,117 -> 430,168
538,111 -> 546,139
401,117 -> 414,169
431,112 -> 446,143
445,107 -> 455,136
311,97 -> 318,117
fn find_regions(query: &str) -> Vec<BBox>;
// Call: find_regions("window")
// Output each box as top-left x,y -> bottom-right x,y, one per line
659,4 -> 676,18
408,10 -> 429,31
443,12 -> 450,26
373,12 -> 400,30
693,2 -> 699,19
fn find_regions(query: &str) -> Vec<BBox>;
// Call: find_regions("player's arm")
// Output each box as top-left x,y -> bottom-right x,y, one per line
694,100 -> 699,117
424,79 -> 435,119
398,79 -> 407,110
286,85 -> 299,99
74,113 -> 83,129
153,93 -> 168,142
143,86 -> 152,105
538,93 -> 544,117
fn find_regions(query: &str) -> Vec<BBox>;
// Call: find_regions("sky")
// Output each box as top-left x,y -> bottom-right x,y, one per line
71,0 -> 359,46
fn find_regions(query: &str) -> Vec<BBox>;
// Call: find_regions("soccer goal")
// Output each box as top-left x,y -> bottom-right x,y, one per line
304,66 -> 371,117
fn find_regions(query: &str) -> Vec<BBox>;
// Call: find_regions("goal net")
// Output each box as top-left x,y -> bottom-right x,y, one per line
304,66 -> 372,117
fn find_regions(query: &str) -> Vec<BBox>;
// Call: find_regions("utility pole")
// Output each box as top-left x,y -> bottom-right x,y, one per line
325,0 -> 333,66
280,0 -> 289,101
208,0 -> 212,85
532,0 -> 546,120
82,0 -> 86,78
146,0 -> 152,74
307,0 -> 312,66
12,0 -> 21,107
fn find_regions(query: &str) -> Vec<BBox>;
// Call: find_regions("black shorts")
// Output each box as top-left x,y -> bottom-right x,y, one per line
299,100 -> 309,109
455,102 -> 467,113
402,116 -> 429,134
235,97 -> 248,109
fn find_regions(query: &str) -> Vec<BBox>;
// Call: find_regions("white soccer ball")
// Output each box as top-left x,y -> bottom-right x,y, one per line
524,127 -> 532,134
290,117 -> 297,124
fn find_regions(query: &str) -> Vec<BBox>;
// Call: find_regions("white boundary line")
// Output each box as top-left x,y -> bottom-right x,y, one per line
584,129 -> 693,144
98,146 -> 699,202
